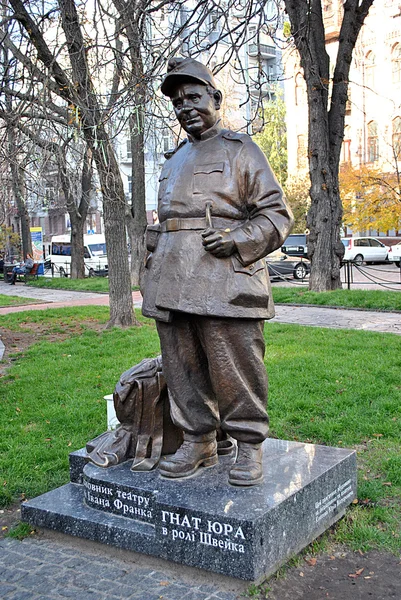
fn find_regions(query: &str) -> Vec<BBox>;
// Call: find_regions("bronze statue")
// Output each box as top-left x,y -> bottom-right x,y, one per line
141,57 -> 294,486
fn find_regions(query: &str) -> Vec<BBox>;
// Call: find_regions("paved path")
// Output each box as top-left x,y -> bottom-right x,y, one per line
0,280 -> 399,334
0,534 -> 245,600
272,304 -> 401,335
1,283 -> 400,599
0,280 -> 143,314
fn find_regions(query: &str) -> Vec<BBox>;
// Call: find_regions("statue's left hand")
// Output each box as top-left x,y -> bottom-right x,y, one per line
201,228 -> 236,257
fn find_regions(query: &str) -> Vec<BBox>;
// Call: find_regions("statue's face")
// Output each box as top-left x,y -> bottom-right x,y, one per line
171,83 -> 220,138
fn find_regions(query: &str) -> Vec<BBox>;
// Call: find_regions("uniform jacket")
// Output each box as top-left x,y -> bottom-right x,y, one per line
141,122 -> 294,322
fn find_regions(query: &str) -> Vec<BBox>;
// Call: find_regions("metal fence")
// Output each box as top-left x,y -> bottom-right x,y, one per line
268,260 -> 401,290
44,260 -> 108,278
342,260 -> 401,291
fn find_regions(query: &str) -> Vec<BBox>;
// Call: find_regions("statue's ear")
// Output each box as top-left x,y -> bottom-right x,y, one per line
214,90 -> 223,110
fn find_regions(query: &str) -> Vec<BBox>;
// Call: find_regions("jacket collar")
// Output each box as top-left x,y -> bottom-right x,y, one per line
187,119 -> 222,143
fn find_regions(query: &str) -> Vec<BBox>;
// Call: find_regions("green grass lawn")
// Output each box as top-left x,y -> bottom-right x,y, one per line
25,278 -> 401,310
0,295 -> 44,307
1,306 -> 400,554
26,276 -> 110,293
272,287 -> 401,312
26,277 -> 140,293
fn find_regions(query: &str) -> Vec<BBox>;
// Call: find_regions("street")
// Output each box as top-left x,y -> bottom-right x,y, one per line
270,261 -> 401,292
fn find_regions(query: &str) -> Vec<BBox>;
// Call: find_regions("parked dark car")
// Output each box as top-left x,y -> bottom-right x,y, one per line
281,233 -> 308,258
266,251 -> 310,280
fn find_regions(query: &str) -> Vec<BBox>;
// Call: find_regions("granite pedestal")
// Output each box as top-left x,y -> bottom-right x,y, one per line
21,438 -> 356,582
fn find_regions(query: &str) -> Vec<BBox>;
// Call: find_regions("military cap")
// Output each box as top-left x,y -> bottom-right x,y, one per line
161,57 -> 218,96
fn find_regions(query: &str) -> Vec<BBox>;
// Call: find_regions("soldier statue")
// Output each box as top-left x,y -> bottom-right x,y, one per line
141,57 -> 294,486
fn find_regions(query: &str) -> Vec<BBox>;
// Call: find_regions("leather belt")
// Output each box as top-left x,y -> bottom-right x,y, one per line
159,217 -> 241,232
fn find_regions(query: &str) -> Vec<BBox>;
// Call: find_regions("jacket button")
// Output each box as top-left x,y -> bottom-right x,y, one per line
249,264 -> 254,271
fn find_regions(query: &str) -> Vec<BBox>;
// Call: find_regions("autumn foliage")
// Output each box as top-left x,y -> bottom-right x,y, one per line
340,164 -> 401,233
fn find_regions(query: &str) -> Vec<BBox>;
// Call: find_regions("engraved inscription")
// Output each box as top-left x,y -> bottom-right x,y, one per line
160,510 -> 246,554
83,479 -> 153,522
315,479 -> 354,523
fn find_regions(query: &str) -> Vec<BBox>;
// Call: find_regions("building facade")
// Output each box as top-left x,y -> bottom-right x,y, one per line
284,0 -> 401,236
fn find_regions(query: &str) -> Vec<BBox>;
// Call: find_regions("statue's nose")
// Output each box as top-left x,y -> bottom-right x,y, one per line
181,99 -> 193,111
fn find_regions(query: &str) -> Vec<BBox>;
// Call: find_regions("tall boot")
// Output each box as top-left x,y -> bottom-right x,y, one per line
159,432 -> 218,478
228,442 -> 263,486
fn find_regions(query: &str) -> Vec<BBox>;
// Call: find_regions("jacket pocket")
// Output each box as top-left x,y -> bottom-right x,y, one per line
228,256 -> 269,308
146,224 -> 161,252
231,254 -> 266,276
193,162 -> 225,194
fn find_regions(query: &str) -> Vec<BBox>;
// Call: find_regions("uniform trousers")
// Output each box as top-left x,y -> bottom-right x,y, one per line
156,313 -> 269,444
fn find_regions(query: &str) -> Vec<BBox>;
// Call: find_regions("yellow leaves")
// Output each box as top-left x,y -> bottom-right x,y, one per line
348,567 -> 364,579
340,164 -> 401,232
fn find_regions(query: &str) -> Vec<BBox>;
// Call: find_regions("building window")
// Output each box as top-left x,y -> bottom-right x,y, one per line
323,0 -> 335,27
392,43 -> 401,84
128,176 -> 132,195
297,134 -> 308,169
341,126 -> 351,163
44,186 -> 56,207
392,116 -> 401,159
209,11 -> 221,32
367,121 -> 379,162
345,88 -> 351,114
295,73 -> 304,106
162,129 -> 172,153
248,25 -> 256,40
126,139 -> 132,159
365,51 -> 375,89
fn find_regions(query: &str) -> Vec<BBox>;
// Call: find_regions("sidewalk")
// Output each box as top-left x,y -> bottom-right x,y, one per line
1,532 -> 399,600
272,304 -> 401,335
1,283 -> 401,599
0,279 -> 400,334
0,280 -> 143,314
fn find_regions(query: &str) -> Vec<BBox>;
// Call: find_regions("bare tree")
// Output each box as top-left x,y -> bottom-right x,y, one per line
6,127 -> 32,258
0,2 -> 97,278
4,0 -> 285,313
99,0 -> 283,285
0,9 -> 32,258
0,102 -> 95,278
6,0 -> 135,326
283,0 -> 375,291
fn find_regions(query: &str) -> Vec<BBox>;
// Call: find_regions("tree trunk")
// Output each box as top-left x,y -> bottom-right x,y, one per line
284,0 -> 375,291
62,146 -> 93,279
69,212 -> 86,278
110,2 -> 148,287
92,127 -> 136,327
59,0 -> 135,325
128,108 -> 147,287
7,129 -> 32,258
16,189 -> 32,259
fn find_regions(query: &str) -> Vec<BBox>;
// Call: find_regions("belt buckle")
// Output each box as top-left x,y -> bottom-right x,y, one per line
166,218 -> 181,232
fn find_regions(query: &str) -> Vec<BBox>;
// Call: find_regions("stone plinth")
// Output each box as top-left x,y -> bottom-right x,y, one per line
21,439 -> 356,582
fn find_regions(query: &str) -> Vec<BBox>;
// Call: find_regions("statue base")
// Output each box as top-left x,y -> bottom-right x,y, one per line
21,439 -> 356,582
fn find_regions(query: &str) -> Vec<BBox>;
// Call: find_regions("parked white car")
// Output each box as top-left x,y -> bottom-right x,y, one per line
341,237 -> 388,265
387,242 -> 401,267
50,234 -> 108,277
